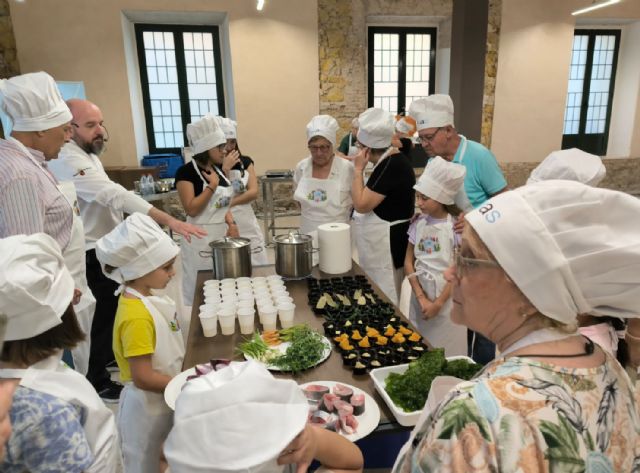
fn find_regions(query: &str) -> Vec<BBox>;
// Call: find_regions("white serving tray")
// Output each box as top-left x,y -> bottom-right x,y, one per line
369,355 -> 475,427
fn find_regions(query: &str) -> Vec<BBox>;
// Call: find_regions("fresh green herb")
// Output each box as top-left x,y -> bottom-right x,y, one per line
237,331 -> 275,361
269,325 -> 326,374
384,351 -> 483,413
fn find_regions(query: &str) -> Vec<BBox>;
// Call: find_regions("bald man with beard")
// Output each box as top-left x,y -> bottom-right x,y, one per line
48,99 -> 206,401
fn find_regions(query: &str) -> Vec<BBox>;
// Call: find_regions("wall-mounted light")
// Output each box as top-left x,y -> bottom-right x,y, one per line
572,0 -> 621,16
257,0 -> 265,11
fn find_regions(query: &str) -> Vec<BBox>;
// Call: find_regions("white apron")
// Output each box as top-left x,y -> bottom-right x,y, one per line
409,215 -> 465,356
0,353 -> 120,472
294,158 -> 351,266
351,150 -> 407,305
118,288 -> 185,473
181,161 -> 233,306
58,181 -> 96,375
229,169 -> 268,266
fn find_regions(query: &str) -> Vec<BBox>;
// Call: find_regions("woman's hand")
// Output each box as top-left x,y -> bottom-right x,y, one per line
222,150 -> 241,174
353,147 -> 370,173
278,424 -> 317,473
418,295 -> 440,319
203,169 -> 220,188
0,380 -> 16,462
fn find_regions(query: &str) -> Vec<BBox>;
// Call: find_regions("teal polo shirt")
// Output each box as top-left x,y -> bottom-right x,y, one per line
453,137 -> 507,208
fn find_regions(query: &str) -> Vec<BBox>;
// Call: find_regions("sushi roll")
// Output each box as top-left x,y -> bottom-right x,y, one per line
352,359 -> 369,375
319,393 -> 340,412
350,393 -> 366,416
344,352 -> 358,367
303,384 -> 330,401
369,358 -> 383,370
333,383 -> 354,403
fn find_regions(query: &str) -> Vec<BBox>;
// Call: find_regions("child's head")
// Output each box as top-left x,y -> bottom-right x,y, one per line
414,156 -> 466,216
95,213 -> 180,290
0,233 -> 85,365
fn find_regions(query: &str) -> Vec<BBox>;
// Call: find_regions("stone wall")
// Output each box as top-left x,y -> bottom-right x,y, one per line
480,0 -> 502,148
500,158 -> 640,193
0,0 -> 19,138
318,0 -> 453,136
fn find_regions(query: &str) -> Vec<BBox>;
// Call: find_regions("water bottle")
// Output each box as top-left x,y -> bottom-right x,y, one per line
147,174 -> 155,195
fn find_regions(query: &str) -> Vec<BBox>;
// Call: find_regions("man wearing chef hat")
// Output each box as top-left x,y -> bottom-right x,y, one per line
0,233 -> 119,472
409,95 -> 507,364
0,71 -> 98,379
164,361 -> 362,473
48,99 -> 205,402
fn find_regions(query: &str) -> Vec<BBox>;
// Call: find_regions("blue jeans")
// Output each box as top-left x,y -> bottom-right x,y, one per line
467,330 -> 496,365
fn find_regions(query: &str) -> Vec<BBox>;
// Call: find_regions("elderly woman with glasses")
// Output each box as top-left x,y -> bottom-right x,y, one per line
293,115 -> 354,241
282,180 -> 640,472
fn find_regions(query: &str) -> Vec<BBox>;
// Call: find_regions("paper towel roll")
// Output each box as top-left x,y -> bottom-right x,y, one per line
318,223 -> 352,274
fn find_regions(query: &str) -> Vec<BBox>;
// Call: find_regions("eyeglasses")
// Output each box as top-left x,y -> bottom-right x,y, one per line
72,121 -> 110,141
418,127 -> 442,144
308,144 -> 332,153
453,247 -> 501,277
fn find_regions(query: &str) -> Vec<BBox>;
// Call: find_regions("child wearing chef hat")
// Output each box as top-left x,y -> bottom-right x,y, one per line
95,213 -> 184,473
0,233 -> 119,472
164,360 -> 363,473
405,157 -> 467,356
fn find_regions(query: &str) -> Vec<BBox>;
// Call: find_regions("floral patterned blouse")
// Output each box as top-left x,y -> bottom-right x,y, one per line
393,354 -> 640,472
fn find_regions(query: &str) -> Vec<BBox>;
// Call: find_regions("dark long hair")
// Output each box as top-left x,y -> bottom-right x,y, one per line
1,304 -> 86,366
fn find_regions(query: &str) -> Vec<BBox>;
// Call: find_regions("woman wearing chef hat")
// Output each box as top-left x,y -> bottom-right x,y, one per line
0,233 -> 119,472
286,181 -> 640,471
215,116 -> 268,266
175,114 -> 238,305
96,213 -> 184,473
164,360 -> 363,473
293,115 -> 355,246
351,108 -> 416,305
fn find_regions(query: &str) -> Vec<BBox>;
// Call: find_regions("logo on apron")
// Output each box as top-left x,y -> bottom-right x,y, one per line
418,235 -> 441,254
306,189 -> 327,202
215,195 -> 231,208
169,317 -> 181,332
231,179 -> 246,193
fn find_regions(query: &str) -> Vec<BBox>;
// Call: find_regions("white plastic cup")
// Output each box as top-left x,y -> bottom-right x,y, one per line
267,275 -> 283,283
275,296 -> 294,306
217,307 -> 236,335
237,289 -> 254,299
237,308 -> 255,335
199,312 -> 218,337
253,288 -> 271,299
236,277 -> 251,285
204,286 -> 220,297
277,302 -> 296,329
255,296 -> 272,308
219,300 -> 237,312
221,278 -> 236,286
199,303 -> 217,315
237,283 -> 253,293
252,276 -> 267,285
203,279 -> 220,288
270,288 -> 288,298
220,286 -> 237,296
261,306 -> 278,331
237,299 -> 255,309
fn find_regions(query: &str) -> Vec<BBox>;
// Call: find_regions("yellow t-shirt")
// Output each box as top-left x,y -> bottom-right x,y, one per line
112,296 -> 156,383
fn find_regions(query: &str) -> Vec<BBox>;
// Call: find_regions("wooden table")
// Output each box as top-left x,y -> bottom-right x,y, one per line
184,263 -> 420,431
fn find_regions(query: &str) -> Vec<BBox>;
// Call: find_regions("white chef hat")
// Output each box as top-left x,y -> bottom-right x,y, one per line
306,114 -> 339,146
395,115 -> 417,136
95,213 -> 179,284
466,180 -> 640,325
187,114 -> 227,155
0,233 -> 74,341
214,116 -> 238,140
0,71 -> 72,132
408,95 -> 455,131
527,148 -> 606,187
164,361 -> 309,473
414,156 -> 466,205
357,108 -> 395,148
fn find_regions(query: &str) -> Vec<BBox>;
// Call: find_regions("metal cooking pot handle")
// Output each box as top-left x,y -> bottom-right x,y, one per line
251,246 -> 264,254
304,247 -> 320,253
199,250 -> 212,257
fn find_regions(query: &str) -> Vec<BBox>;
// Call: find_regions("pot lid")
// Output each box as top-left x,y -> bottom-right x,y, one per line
274,231 -> 313,244
209,236 -> 251,249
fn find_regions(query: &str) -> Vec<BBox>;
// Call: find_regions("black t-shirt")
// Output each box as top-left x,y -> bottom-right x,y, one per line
175,156 -> 254,197
366,152 -> 416,268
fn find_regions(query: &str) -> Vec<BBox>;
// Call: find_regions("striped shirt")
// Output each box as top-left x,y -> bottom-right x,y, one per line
0,138 -> 73,250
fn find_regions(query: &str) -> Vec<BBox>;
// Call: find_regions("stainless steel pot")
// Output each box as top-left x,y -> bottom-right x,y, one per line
200,237 -> 253,279
274,231 -> 315,278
